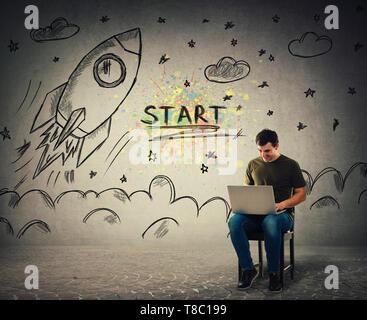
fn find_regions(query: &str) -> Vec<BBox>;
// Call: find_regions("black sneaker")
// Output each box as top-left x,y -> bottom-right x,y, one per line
238,268 -> 258,290
269,273 -> 282,292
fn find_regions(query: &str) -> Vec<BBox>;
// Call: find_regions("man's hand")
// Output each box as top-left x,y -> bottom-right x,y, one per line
275,202 -> 287,212
275,187 -> 307,212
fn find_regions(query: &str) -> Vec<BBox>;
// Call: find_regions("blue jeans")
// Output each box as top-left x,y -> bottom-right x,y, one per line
227,212 -> 293,274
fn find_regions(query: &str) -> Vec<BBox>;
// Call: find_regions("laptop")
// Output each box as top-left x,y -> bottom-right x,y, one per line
227,185 -> 286,215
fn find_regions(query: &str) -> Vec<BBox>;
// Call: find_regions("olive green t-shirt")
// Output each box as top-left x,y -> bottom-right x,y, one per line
244,154 -> 305,220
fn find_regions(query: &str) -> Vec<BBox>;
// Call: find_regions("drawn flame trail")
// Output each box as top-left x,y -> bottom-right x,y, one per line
34,123 -> 80,179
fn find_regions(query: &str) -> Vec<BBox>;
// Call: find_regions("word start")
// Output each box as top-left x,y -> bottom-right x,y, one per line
141,105 -> 227,125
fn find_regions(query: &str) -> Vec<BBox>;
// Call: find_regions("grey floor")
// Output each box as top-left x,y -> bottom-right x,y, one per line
0,242 -> 366,300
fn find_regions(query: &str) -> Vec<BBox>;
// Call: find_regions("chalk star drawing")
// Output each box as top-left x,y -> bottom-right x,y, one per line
304,88 -> 315,97
89,170 -> 97,179
0,127 -> 11,140
201,163 -> 208,173
272,15 -> 280,23
258,81 -> 269,88
354,42 -> 363,51
224,21 -> 235,29
159,54 -> 170,64
258,49 -> 266,56
348,87 -> 356,95
333,119 -> 339,131
8,40 -> 19,53
148,150 -> 157,162
188,40 -> 196,48
356,5 -> 364,12
100,16 -> 110,23
297,122 -> 307,131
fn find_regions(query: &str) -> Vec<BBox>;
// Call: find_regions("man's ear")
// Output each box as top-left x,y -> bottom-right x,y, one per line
275,143 -> 279,150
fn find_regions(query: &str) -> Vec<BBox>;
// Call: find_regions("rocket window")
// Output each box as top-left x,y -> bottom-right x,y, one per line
93,53 -> 126,88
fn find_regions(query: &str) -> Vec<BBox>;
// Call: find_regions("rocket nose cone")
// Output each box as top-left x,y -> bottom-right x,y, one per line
115,28 -> 141,55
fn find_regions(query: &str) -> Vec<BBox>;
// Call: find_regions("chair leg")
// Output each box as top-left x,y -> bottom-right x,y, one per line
290,237 -> 294,280
238,261 -> 242,282
280,234 -> 284,286
258,240 -> 263,278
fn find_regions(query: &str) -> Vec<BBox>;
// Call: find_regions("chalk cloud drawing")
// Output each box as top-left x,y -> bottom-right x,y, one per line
310,195 -> 340,210
302,162 -> 367,209
142,217 -> 179,239
0,217 -> 14,235
302,162 -> 367,195
288,32 -> 332,58
358,189 -> 367,204
0,175 -> 232,241
83,208 -> 121,224
16,220 -> 51,239
204,57 -> 250,83
29,28 -> 142,179
30,17 -> 80,42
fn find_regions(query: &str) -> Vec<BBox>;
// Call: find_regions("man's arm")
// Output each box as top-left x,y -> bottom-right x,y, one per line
244,162 -> 254,185
275,187 -> 306,211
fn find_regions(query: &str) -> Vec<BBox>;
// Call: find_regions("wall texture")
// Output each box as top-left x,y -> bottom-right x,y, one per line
0,0 -> 366,246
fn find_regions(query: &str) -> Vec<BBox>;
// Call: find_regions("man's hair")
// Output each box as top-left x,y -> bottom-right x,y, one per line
255,129 -> 279,147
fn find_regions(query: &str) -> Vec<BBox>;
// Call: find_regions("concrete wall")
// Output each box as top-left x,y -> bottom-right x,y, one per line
0,0 -> 366,246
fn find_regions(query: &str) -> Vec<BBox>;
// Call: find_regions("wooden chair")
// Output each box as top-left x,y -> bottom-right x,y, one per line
238,226 -> 295,286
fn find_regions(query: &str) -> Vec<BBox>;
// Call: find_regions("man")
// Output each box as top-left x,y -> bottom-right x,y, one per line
228,129 -> 306,292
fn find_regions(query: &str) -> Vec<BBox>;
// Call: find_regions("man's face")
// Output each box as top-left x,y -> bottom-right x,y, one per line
257,142 -> 279,162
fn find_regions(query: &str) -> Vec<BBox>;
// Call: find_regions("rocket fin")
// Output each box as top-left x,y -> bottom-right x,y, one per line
54,108 -> 86,150
30,83 -> 67,133
115,28 -> 142,56
77,117 -> 111,167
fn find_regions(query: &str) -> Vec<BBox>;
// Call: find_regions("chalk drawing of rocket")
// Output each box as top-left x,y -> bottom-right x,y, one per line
30,28 -> 142,179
